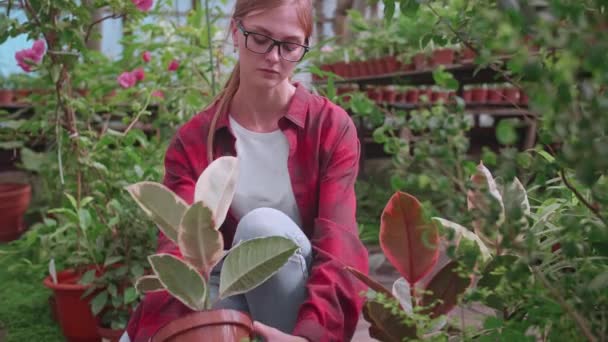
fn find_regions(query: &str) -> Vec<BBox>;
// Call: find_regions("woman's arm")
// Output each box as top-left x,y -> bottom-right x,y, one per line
292,113 -> 370,342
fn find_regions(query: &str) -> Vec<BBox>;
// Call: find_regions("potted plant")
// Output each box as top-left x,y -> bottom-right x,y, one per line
344,191 -> 483,340
126,156 -> 299,341
344,161 -> 532,340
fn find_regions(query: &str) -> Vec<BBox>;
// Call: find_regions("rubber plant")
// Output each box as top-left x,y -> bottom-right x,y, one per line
126,156 -> 298,311
346,161 -> 529,340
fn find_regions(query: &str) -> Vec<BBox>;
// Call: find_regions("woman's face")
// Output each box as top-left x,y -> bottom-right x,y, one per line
232,4 -> 308,89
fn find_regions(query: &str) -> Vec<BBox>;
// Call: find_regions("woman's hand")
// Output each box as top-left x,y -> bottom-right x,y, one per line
252,321 -> 308,342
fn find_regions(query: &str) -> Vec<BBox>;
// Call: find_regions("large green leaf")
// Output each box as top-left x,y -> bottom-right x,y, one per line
432,217 -> 492,262
148,254 -> 207,311
380,192 -> 439,285
219,236 -> 298,299
421,261 -> 472,318
194,156 -> 238,229
135,275 -> 164,294
125,182 -> 187,244
178,202 -> 224,276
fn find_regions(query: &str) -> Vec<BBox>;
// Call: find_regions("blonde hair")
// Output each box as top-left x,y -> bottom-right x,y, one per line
206,0 -> 313,163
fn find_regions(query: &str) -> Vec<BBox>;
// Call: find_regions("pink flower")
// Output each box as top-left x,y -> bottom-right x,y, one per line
133,67 -> 145,81
167,59 -> 179,71
132,0 -> 153,12
117,71 -> 137,89
15,39 -> 46,72
142,51 -> 151,63
151,90 -> 164,99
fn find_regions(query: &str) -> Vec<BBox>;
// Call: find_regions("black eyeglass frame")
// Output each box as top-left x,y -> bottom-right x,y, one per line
236,21 -> 310,62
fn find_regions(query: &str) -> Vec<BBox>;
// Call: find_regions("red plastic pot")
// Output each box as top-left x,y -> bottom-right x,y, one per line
43,269 -> 102,342
382,89 -> 397,104
471,88 -> 488,103
406,89 -> 420,104
382,56 -> 400,74
487,89 -> 503,103
430,48 -> 455,66
503,87 -> 520,104
0,183 -> 31,242
463,89 -> 473,103
401,62 -> 415,72
395,91 -> 406,103
431,91 -> 449,104
460,47 -> 477,63
419,88 -> 433,103
151,310 -> 253,342
0,89 -> 13,104
412,53 -> 427,70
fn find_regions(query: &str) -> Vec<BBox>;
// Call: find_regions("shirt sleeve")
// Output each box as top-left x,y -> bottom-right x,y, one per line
292,114 -> 370,342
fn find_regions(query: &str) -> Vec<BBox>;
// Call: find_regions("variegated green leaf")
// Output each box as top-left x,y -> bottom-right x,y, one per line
126,182 -> 187,244
178,202 -> 224,276
194,156 -> 238,229
219,236 -> 298,299
432,217 -> 492,262
148,254 -> 207,311
135,275 -> 164,294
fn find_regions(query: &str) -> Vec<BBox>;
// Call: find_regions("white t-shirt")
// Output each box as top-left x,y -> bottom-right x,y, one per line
228,115 -> 302,228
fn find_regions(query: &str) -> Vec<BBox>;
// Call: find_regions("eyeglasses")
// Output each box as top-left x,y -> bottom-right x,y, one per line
237,21 -> 310,62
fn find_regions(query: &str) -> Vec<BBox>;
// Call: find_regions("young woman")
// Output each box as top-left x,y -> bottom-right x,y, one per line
123,1 -> 369,341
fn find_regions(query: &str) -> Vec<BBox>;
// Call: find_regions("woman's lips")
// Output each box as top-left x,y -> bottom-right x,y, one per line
258,68 -> 279,75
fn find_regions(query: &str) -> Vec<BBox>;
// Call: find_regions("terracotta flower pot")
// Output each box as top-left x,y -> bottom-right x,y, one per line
0,183 -> 31,242
430,48 -> 455,67
97,325 -> 124,342
43,269 -> 102,342
0,89 -> 13,104
151,310 -> 253,342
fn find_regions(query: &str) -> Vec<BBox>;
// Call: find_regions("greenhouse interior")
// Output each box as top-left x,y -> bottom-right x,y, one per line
0,0 -> 607,341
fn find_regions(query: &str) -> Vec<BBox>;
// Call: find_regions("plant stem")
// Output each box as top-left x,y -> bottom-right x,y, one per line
559,169 -> 607,226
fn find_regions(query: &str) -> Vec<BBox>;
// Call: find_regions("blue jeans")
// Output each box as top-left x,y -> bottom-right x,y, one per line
207,207 -> 312,333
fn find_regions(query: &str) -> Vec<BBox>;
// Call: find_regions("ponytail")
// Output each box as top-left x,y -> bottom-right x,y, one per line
207,62 -> 241,163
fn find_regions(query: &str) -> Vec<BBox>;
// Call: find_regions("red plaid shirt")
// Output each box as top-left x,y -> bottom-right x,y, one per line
126,83 -> 369,342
